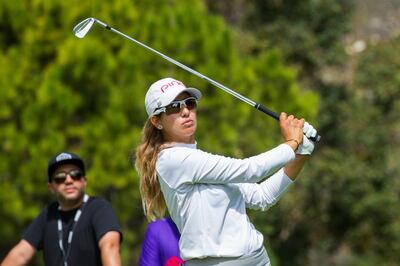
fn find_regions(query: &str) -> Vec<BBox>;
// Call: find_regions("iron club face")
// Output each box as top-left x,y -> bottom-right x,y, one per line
73,18 -> 96,38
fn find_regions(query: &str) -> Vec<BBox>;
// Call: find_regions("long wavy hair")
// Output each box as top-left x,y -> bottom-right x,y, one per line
135,119 -> 166,221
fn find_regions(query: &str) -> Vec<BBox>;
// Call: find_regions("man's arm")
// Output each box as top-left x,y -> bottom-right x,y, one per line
99,231 -> 121,266
1,240 -> 36,266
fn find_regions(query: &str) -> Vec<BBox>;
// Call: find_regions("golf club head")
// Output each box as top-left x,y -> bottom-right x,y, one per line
73,18 -> 96,38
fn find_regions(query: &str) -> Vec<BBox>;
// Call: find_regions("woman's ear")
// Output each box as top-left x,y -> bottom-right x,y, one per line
150,116 -> 163,130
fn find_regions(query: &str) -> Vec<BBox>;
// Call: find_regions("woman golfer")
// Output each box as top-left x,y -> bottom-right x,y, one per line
135,77 -> 317,266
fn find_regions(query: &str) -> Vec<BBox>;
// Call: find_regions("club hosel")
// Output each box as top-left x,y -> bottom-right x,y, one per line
93,19 -> 111,30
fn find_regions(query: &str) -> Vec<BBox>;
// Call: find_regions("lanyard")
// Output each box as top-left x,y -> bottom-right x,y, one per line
57,194 -> 89,266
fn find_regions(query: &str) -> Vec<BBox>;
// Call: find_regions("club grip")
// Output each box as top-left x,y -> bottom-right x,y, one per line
254,103 -> 321,142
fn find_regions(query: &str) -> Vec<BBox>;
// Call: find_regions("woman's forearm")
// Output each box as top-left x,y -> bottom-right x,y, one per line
283,154 -> 310,180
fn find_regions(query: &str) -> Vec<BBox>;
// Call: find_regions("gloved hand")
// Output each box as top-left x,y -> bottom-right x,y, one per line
296,122 -> 317,155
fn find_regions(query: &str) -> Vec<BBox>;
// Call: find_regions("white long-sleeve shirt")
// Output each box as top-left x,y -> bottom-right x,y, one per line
156,142 -> 295,261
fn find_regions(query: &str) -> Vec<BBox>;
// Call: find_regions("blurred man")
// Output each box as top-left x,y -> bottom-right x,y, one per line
1,152 -> 123,266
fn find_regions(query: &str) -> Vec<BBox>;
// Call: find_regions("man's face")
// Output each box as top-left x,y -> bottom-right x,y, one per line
48,163 -> 87,204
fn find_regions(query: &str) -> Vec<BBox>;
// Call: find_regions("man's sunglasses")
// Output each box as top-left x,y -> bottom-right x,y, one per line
156,97 -> 197,115
52,170 -> 84,184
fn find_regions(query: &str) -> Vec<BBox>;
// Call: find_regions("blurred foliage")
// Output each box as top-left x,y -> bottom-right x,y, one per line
0,0 -> 316,265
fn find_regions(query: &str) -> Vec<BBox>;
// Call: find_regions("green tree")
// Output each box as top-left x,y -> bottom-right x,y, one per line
281,36 -> 400,265
206,0 -> 354,85
344,36 -> 400,264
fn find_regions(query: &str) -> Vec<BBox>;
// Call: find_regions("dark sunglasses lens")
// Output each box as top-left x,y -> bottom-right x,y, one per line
53,173 -> 67,184
165,98 -> 197,115
52,170 -> 83,184
165,103 -> 181,115
69,170 -> 83,180
185,99 -> 197,110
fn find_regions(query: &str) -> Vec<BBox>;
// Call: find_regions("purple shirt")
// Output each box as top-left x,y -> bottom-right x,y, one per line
139,217 -> 184,266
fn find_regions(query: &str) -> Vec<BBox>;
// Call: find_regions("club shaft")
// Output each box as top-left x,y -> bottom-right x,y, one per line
91,18 -> 320,142
95,19 -> 256,107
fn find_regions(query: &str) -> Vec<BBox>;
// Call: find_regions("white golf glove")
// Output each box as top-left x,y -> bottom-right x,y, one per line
296,122 -> 317,155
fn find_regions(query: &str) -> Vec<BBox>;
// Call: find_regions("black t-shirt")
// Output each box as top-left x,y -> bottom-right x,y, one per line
23,197 -> 122,266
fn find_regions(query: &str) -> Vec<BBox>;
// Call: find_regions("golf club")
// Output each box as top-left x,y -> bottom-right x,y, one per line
73,17 -> 321,142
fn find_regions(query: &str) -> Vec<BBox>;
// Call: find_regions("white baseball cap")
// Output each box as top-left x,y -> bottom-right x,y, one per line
145,77 -> 202,116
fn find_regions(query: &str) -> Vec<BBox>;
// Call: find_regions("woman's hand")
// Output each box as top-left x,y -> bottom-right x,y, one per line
279,112 -> 304,151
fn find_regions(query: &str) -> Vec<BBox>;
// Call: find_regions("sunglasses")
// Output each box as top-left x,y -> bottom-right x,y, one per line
52,170 -> 84,184
157,97 -> 197,115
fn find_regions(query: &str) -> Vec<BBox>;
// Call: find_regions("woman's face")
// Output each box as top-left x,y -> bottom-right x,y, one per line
154,92 -> 197,143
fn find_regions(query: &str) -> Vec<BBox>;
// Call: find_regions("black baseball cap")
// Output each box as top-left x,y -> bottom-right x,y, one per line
47,152 -> 85,182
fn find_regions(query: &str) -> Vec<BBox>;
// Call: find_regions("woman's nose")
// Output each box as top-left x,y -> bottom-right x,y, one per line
180,106 -> 190,116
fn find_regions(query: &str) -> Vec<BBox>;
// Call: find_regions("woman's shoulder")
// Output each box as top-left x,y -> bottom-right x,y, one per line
158,145 -> 201,164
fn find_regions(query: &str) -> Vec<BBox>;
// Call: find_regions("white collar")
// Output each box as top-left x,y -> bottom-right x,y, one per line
163,142 -> 197,149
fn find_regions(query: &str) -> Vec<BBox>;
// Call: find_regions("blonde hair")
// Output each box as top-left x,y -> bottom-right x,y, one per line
135,119 -> 166,221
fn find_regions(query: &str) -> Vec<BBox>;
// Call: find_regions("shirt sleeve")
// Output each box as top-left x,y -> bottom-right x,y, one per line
139,223 -> 161,266
236,168 -> 294,211
90,198 -> 123,243
22,207 -> 47,250
157,144 -> 295,188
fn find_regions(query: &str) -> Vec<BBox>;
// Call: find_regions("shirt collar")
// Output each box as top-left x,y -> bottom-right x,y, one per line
168,142 -> 197,149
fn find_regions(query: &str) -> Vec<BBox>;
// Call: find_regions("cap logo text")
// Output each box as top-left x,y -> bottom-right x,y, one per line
56,153 -> 72,162
160,80 -> 185,93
